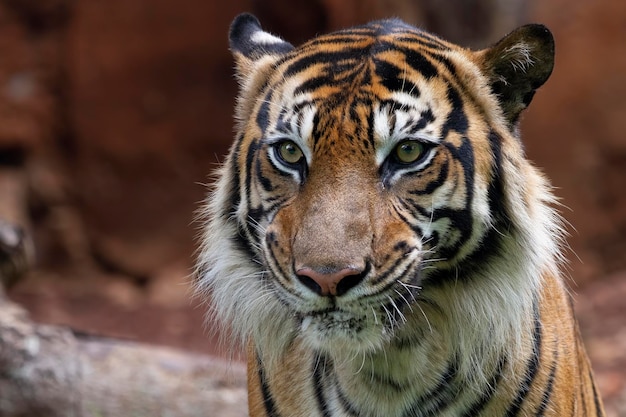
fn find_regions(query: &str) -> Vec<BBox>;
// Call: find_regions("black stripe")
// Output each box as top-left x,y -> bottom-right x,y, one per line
377,98 -> 404,111
256,157 -> 275,192
291,99 -> 314,118
369,371 -> 406,392
414,108 -> 435,130
264,196 -> 290,218
460,355 -> 508,417
334,61 -> 367,81
486,131 -> 513,232
397,45 -> 439,79
374,58 -> 421,96
535,348 -> 558,417
247,205 -> 265,241
257,353 -> 282,417
573,328 -> 589,416
589,370 -> 604,417
407,157 -> 450,196
504,303 -> 543,417
580,382 -> 588,417
233,223 -> 258,261
397,195 -> 431,223
394,35 -> 448,51
256,91 -> 272,132
426,130 -> 523,287
242,138 -> 265,253
370,256 -> 408,286
432,131 -> 509,281
423,365 -> 463,417
341,26 -> 378,34
312,355 -> 332,417
372,260 -> 419,300
266,240 -> 300,297
441,85 -> 468,135
393,198 -> 435,243
230,135 -> 258,264
284,49 -> 370,78
335,381 -> 361,416
403,360 -> 458,417
312,111 -> 329,147
293,75 -> 333,96
304,34 -> 371,48
244,139 -> 260,207
229,133 -> 243,211
423,137 -> 474,264
426,52 -> 459,79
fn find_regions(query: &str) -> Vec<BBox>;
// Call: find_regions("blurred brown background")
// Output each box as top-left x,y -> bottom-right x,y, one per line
0,0 -> 624,415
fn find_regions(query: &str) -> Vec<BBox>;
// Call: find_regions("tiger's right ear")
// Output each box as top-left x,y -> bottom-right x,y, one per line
229,13 -> 294,80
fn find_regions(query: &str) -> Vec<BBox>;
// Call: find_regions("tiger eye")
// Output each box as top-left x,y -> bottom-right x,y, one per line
278,141 -> 304,165
395,140 -> 425,164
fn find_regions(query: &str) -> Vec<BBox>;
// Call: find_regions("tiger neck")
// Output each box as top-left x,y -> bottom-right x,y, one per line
320,295 -> 538,416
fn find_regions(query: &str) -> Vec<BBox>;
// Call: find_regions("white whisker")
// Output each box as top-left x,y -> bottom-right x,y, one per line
387,295 -> 407,324
371,306 -> 379,325
394,289 -> 414,313
416,302 -> 433,334
399,282 -> 422,291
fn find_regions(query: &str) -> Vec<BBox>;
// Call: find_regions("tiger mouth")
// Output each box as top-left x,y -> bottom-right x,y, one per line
294,307 -> 401,353
297,310 -> 367,333
295,298 -> 408,334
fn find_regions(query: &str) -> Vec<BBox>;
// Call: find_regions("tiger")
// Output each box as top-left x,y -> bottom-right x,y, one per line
195,13 -> 606,417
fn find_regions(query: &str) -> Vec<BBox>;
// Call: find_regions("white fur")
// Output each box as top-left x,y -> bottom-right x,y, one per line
251,30 -> 287,46
503,42 -> 534,73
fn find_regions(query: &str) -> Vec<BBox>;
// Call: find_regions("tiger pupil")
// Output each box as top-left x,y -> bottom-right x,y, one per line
279,141 -> 303,164
396,140 -> 424,164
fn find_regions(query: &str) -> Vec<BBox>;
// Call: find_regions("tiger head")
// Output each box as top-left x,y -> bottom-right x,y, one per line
196,14 -> 560,362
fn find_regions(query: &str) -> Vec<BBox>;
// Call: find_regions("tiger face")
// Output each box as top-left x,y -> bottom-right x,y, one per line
254,51 -> 499,354
197,14 -> 557,361
197,15 -> 608,417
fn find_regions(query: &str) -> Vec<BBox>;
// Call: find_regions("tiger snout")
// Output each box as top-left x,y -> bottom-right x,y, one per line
265,191 -> 423,303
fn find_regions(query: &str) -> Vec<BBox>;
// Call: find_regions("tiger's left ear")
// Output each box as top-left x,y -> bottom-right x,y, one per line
477,24 -> 554,126
229,13 -> 294,80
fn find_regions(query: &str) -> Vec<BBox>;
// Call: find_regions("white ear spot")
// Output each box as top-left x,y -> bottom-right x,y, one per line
251,30 -> 287,46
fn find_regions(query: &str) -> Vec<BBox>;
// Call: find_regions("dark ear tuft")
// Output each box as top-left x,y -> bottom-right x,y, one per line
482,24 -> 555,126
229,13 -> 294,60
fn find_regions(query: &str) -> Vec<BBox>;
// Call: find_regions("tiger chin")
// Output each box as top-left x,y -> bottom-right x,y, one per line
196,13 -> 606,417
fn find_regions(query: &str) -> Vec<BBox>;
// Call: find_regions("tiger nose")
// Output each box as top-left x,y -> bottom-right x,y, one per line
295,266 -> 366,297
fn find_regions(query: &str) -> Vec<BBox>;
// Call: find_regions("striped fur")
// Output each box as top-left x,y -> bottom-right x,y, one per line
195,14 -> 605,417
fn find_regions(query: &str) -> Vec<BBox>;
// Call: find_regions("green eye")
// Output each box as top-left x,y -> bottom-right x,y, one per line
395,140 -> 425,164
278,141 -> 304,165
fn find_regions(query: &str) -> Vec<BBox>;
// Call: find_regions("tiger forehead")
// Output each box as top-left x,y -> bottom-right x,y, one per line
258,22 -> 462,163
265,28 -> 455,138
280,19 -> 456,80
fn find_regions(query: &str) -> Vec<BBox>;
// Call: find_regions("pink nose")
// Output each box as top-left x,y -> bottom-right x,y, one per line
295,266 -> 366,296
